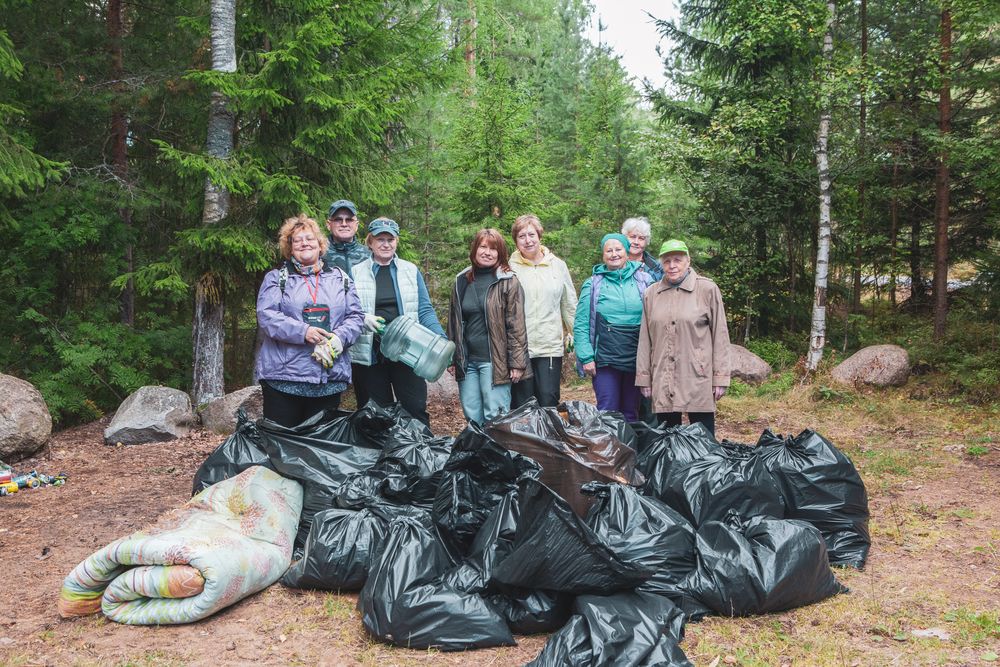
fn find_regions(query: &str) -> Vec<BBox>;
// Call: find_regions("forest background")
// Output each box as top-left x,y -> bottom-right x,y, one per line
1,0 -> 998,427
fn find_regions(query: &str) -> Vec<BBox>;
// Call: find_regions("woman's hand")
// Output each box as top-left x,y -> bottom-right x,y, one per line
639,386 -> 652,399
305,326 -> 332,345
447,365 -> 455,377
510,368 -> 524,383
582,361 -> 596,378
713,386 -> 726,401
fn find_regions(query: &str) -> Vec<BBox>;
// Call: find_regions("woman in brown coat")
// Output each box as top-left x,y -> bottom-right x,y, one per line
447,228 -> 531,424
635,239 -> 731,435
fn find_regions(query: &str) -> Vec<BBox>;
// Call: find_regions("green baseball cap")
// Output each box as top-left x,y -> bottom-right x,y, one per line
658,239 -> 689,256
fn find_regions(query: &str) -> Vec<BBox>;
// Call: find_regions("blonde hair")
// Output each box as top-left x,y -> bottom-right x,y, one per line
278,214 -> 328,260
511,213 -> 543,240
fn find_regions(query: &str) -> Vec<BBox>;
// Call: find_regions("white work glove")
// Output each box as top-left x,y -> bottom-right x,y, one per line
311,341 -> 335,369
364,314 -> 386,334
328,333 -> 344,357
564,334 -> 574,354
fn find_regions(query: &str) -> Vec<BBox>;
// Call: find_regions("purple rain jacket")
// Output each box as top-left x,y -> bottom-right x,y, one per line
254,262 -> 365,386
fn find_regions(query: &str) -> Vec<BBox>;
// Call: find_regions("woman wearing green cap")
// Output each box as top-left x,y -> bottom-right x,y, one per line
572,233 -> 655,421
635,239 -> 731,435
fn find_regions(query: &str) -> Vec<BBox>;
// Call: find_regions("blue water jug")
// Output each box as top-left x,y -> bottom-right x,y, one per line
379,314 -> 455,382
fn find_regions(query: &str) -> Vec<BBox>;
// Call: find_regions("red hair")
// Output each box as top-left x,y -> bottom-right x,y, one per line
467,228 -> 511,282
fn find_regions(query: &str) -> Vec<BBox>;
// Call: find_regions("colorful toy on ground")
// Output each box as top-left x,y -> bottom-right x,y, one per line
58,466 -> 303,624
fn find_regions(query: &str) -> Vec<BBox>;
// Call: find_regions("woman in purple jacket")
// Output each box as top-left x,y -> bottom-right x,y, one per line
255,214 -> 365,427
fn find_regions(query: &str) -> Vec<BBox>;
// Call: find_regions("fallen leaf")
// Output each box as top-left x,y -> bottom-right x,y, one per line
723,656 -> 738,665
911,627 -> 951,641
892,631 -> 908,642
279,634 -> 287,643
982,651 -> 999,662
708,658 -> 721,667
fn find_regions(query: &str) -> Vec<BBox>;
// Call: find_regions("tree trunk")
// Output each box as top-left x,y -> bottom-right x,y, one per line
107,0 -> 134,326
807,1 -> 836,372
464,0 -> 477,80
192,0 -> 236,406
851,0 -> 867,314
889,142 -> 900,307
932,3 -> 951,340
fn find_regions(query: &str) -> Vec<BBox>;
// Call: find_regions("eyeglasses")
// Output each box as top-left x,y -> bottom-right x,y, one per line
329,216 -> 356,224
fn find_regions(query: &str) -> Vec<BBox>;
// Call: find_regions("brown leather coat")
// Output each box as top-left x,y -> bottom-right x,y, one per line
448,267 -> 532,386
635,270 -> 731,413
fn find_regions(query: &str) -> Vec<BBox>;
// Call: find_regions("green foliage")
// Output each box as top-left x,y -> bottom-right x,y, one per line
753,371 -> 796,398
745,338 -> 798,371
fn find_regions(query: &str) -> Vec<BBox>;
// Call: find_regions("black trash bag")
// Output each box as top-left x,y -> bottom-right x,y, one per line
492,478 -> 653,595
563,400 -> 639,451
582,482 -> 697,579
678,511 -> 846,616
526,590 -> 691,667
311,400 -> 434,449
191,409 -> 274,495
439,491 -> 518,594
374,434 -> 453,508
281,501 -> 429,591
358,516 -> 515,651
485,399 -> 644,518
636,422 -> 721,497
487,588 -> 574,635
280,507 -> 388,590
752,429 -> 871,568
649,443 -> 786,527
258,410 -> 384,550
432,422 -> 541,556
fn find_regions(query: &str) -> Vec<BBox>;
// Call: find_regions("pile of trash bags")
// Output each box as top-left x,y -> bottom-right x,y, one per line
193,399 -> 870,664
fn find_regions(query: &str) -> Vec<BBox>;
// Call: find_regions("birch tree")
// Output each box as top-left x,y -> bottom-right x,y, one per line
806,0 -> 836,372
191,0 -> 236,405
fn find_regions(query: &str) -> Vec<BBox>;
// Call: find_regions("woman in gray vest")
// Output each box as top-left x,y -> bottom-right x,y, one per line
348,217 -> 446,426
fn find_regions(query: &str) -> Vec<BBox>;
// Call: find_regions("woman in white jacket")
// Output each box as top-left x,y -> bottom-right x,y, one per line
508,214 -> 578,408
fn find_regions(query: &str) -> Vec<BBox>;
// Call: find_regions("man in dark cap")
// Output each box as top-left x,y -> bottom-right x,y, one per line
323,199 -> 370,278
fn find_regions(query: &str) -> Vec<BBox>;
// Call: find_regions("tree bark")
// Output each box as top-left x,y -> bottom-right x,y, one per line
932,3 -> 951,340
807,1 -> 836,372
192,0 -> 236,406
888,142 -> 900,307
464,0 -> 477,81
851,0 -> 867,314
107,0 -> 134,326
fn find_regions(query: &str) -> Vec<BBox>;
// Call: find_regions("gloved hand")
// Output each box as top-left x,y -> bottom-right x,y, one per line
311,341 -> 335,369
564,334 -> 574,354
328,333 -> 344,357
364,313 -> 386,334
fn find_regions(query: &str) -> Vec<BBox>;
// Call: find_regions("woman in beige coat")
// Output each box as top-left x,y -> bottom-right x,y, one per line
635,239 -> 731,435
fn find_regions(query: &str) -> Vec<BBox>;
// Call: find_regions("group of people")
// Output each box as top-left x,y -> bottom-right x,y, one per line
254,202 -> 732,435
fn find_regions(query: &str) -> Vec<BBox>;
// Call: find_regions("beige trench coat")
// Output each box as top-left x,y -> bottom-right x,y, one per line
635,270 -> 731,413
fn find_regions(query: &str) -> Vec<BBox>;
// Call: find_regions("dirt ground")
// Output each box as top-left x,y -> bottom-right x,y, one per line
2,383 -> 998,666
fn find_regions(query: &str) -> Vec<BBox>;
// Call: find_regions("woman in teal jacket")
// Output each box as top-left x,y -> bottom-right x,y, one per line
573,233 -> 654,420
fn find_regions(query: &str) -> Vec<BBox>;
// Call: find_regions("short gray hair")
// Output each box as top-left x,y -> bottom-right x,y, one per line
621,217 -> 651,238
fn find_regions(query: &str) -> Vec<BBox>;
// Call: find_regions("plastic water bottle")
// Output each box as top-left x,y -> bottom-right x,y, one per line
379,314 -> 455,382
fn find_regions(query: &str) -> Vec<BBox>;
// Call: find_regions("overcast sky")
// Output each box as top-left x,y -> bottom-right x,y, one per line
585,0 -> 680,91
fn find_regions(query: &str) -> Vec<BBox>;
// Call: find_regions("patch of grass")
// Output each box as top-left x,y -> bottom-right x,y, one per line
951,508 -> 976,519
755,371 -> 796,398
966,445 -> 991,457
323,594 -> 356,621
857,448 -> 912,476
726,378 -> 750,398
811,384 -> 854,404
943,608 -> 1000,645
114,651 -> 187,667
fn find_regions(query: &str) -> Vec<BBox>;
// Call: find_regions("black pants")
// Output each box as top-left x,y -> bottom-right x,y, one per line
353,359 -> 430,426
657,411 -> 716,436
260,380 -> 341,428
512,356 -> 563,408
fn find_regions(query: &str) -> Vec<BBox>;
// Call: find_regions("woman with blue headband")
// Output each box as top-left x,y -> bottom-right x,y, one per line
572,233 -> 655,420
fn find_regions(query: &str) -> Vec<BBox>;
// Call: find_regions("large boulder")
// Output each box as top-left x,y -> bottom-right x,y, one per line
832,344 -> 910,387
104,386 -> 196,445
0,374 -> 52,461
729,345 -> 772,384
199,385 -> 263,434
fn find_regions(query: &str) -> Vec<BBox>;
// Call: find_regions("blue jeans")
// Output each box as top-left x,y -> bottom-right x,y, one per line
592,366 -> 640,421
458,361 -> 511,424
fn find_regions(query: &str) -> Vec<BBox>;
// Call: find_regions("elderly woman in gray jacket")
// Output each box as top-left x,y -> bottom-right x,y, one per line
255,214 -> 365,427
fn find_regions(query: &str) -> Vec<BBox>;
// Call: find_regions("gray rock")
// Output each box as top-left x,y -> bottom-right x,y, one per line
427,369 -> 459,403
832,344 -> 910,387
104,386 -> 196,445
0,374 -> 53,461
199,385 -> 263,434
729,345 -> 772,384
